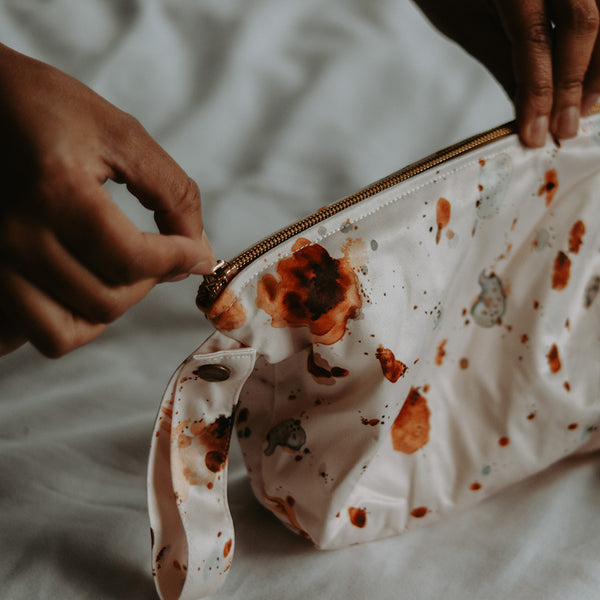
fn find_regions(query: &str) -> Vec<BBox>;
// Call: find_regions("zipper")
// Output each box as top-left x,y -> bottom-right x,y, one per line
196,113 -> 593,311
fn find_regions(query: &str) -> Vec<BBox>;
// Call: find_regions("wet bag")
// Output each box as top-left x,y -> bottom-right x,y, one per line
148,112 -> 600,600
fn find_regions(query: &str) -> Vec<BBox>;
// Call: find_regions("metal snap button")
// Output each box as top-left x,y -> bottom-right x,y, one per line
194,364 -> 231,382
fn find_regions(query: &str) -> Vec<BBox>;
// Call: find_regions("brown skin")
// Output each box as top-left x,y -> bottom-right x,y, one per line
414,0 -> 600,146
0,44 -> 215,357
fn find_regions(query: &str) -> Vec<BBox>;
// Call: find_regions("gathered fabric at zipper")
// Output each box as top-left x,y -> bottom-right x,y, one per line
197,119 -> 522,311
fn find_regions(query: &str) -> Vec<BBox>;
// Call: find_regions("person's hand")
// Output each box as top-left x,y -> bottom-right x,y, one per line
0,43 -> 216,357
414,0 -> 600,147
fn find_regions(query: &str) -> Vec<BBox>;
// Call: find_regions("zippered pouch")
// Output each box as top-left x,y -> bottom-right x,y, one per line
148,112 -> 600,600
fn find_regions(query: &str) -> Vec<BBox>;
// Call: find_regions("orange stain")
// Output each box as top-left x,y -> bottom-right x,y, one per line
348,507 -> 367,528
498,436 -> 510,447
568,423 -> 578,430
538,169 -> 559,206
411,507 -> 428,518
206,288 -> 247,332
264,493 -> 309,538
547,343 -> 561,373
391,387 -> 431,454
552,251 -> 571,290
568,220 -> 585,254
435,339 -> 447,366
375,345 -> 408,382
256,240 -> 362,345
459,358 -> 469,369
223,539 -> 232,558
435,197 -> 451,244
470,482 -> 482,491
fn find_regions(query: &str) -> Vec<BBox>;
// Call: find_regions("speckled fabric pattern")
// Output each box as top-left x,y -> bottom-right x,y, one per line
148,115 -> 600,599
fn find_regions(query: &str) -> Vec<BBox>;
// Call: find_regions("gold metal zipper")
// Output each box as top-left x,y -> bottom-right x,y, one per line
196,111 -> 597,311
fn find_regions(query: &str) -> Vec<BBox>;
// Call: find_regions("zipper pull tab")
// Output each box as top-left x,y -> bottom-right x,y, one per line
196,260 -> 239,311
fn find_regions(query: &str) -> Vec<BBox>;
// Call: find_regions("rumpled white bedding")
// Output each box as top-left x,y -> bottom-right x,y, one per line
0,1 -> 598,599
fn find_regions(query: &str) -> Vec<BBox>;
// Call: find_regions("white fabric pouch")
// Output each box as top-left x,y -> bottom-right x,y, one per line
148,114 -> 600,600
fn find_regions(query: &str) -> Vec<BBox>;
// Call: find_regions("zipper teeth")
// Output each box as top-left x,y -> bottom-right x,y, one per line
228,121 -> 517,272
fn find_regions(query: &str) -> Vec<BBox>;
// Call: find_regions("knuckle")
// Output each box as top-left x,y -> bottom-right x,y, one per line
90,291 -> 126,324
171,176 -> 202,217
521,18 -> 552,48
564,1 -> 599,33
556,76 -> 585,93
525,80 -> 554,101
37,328 -> 74,359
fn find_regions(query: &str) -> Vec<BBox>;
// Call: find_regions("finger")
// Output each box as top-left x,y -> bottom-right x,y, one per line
582,1 -> 600,113
0,267 -> 108,358
0,309 -> 26,356
52,184 -> 215,285
107,114 -> 207,240
549,0 -> 600,138
415,1 -> 516,96
496,0 -> 554,147
0,218 -> 161,324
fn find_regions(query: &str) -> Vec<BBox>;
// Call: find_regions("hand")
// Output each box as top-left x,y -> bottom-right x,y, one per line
414,0 -> 600,147
0,44 -> 216,358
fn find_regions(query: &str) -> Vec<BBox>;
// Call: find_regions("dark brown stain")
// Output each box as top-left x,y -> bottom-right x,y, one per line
459,358 -> 469,369
436,197 -> 451,244
348,507 -> 367,528
375,345 -> 408,382
538,168 -> 558,206
256,239 -> 362,344
391,387 -> 431,454
498,436 -> 510,447
411,507 -> 428,518
189,415 -> 233,473
435,339 -> 447,366
568,423 -> 579,430
307,347 -> 349,381
470,482 -> 482,491
527,412 -> 536,420
568,220 -> 585,254
585,276 -> 600,308
521,334 -> 529,344
547,343 -> 561,373
236,407 -> 249,424
361,417 -> 380,426
552,251 -> 571,290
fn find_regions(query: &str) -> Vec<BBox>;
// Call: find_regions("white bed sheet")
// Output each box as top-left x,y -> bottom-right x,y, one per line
0,1 -> 598,599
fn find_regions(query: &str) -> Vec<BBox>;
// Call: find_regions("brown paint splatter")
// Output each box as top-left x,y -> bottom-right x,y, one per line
436,197 -> 451,244
223,539 -> 232,558
348,507 -> 367,528
564,381 -> 571,392
205,289 -> 247,332
411,507 -> 428,518
307,347 -> 349,382
527,412 -> 536,420
187,415 -> 233,474
264,493 -> 309,538
361,417 -> 380,426
498,436 -> 510,447
521,334 -> 529,344
459,358 -> 469,369
435,339 -> 447,366
552,251 -> 571,290
568,423 -> 579,430
470,482 -> 482,491
375,345 -> 408,382
538,168 -> 558,206
568,220 -> 585,254
391,387 -> 431,454
256,239 -> 362,344
547,344 -> 561,373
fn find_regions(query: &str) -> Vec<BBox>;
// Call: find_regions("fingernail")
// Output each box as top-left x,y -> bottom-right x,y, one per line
523,116 -> 548,147
582,94 -> 600,115
553,106 -> 579,139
